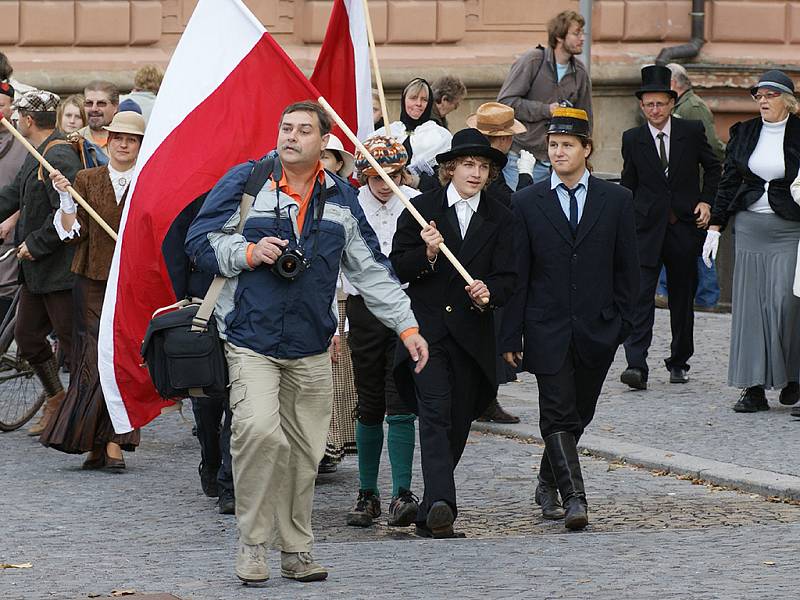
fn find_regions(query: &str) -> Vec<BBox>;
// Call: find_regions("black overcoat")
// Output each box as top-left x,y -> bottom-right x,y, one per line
620,117 -> 720,267
0,131 -> 82,294
501,177 -> 640,375
390,185 -> 517,415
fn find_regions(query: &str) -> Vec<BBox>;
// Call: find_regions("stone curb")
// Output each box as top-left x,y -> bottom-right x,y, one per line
472,420 -> 800,501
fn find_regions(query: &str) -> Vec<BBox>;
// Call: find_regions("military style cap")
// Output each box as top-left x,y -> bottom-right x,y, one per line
12,89 -> 60,112
547,107 -> 590,138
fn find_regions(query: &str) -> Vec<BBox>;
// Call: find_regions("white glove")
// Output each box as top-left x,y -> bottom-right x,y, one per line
702,229 -> 720,268
57,188 -> 77,215
517,149 -> 536,176
408,158 -> 434,177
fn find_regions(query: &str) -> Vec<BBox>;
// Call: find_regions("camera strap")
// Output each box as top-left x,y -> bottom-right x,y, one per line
273,170 -> 328,263
192,156 -> 275,332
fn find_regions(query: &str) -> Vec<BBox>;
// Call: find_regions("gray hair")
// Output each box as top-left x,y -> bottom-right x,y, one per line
666,63 -> 692,90
781,92 -> 799,115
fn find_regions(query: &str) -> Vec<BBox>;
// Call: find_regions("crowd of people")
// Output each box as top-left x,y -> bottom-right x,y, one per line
3,6 -> 800,587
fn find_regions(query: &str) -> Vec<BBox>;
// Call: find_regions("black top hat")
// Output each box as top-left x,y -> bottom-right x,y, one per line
635,65 -> 677,100
435,128 -> 508,169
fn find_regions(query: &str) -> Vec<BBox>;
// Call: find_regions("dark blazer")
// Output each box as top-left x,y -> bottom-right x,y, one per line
0,131 -> 82,294
390,185 -> 517,413
501,177 -> 640,375
710,114 -> 800,230
621,117 -> 721,267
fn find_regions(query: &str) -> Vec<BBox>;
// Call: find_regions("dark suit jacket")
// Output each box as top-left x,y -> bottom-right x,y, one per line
390,186 -> 517,413
710,114 -> 800,230
620,117 -> 721,267
0,131 -> 82,293
501,177 -> 640,375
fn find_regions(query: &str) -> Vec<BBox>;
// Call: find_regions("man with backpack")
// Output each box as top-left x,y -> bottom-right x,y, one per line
497,10 -> 593,188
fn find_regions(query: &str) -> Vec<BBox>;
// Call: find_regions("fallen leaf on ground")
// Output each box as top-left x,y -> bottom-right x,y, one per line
0,562 -> 32,569
763,561 -> 776,566
110,591 -> 137,597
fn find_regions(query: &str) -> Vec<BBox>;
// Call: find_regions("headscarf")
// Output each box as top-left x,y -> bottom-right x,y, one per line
400,78 -> 434,132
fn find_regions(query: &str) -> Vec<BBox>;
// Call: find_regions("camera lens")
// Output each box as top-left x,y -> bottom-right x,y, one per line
282,257 -> 297,272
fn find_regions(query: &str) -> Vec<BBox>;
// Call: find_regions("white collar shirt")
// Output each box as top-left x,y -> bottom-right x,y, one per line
446,183 -> 481,237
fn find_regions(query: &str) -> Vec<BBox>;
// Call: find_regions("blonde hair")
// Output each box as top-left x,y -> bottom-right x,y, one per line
56,94 -> 87,133
782,92 -> 799,115
438,156 -> 500,187
133,65 -> 163,93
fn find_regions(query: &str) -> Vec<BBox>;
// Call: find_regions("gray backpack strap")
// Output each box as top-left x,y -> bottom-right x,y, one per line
191,157 -> 274,332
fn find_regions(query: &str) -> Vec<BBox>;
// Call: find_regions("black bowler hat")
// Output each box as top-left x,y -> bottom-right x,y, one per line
750,69 -> 795,96
548,107 -> 590,138
635,65 -> 677,100
435,128 -> 508,169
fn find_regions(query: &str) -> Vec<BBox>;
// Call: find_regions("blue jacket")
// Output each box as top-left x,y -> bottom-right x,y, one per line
186,160 -> 417,359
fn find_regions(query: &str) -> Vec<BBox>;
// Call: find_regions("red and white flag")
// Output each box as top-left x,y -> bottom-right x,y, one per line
311,0 -> 374,149
99,0 -> 321,432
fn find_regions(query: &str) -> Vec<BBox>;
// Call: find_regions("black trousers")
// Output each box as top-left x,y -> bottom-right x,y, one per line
346,295 -> 412,425
191,394 -> 234,495
16,285 -> 73,367
624,221 -> 700,375
535,343 -> 614,440
412,335 -> 483,522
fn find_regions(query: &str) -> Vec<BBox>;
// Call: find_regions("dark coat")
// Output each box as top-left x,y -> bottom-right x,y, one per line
501,177 -> 640,375
620,117 -> 721,267
0,131 -> 82,294
710,114 -> 800,230
390,185 -> 517,415
486,171 -> 534,208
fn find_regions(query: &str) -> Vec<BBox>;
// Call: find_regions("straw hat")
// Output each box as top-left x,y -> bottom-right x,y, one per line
323,133 -> 355,178
103,111 -> 146,136
466,102 -> 526,137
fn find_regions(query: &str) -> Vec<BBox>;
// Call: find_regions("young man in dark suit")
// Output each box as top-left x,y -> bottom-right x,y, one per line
391,128 -> 517,538
502,108 -> 639,529
619,65 -> 721,390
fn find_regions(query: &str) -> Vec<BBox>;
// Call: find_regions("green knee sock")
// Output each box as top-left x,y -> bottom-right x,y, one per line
356,421 -> 384,494
386,414 -> 416,497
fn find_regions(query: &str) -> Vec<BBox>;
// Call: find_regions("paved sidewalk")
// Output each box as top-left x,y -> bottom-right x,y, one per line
4,408 -> 800,599
483,309 -> 800,498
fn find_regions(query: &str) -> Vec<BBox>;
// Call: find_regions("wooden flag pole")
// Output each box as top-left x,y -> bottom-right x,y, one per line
360,0 -> 390,127
0,117 -> 118,242
317,95 -> 488,303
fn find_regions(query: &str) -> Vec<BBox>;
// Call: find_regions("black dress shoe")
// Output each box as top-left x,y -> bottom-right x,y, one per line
218,490 -> 235,515
620,367 -> 647,390
317,455 -> 338,474
733,387 -> 768,413
198,462 -> 219,497
426,501 -> 455,538
414,523 -> 465,539
476,400 -> 520,424
780,382 -> 799,405
669,367 -> 689,384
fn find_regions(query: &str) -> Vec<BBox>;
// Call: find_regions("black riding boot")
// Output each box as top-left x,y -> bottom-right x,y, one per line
544,431 -> 588,530
534,450 -> 565,520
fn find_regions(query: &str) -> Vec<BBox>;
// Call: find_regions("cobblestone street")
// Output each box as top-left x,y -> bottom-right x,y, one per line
3,310 -> 800,599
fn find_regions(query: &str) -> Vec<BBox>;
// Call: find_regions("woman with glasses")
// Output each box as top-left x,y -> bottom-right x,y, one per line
703,70 -> 800,414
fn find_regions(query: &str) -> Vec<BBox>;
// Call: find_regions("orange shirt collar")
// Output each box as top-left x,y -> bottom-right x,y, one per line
271,160 -> 326,203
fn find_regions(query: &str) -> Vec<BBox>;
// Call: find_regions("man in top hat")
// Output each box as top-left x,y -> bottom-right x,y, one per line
0,90 -> 82,435
619,65 -> 720,390
501,107 -> 639,529
390,128 -> 517,538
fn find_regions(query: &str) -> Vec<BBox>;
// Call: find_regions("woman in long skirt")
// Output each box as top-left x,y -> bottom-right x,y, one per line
40,111 -> 146,468
704,70 -> 800,414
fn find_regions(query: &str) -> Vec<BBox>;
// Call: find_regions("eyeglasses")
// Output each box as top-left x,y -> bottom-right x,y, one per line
752,91 -> 781,101
568,29 -> 586,38
642,102 -> 670,110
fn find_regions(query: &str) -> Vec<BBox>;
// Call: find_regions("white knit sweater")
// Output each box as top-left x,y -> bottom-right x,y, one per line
747,116 -> 788,213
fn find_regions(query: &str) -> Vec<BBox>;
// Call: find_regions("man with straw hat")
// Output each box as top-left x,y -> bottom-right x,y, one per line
391,128 -> 517,538
0,89 -> 82,436
501,107 -> 639,530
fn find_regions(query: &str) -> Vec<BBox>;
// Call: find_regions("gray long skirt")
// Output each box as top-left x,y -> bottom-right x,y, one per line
728,211 -> 800,389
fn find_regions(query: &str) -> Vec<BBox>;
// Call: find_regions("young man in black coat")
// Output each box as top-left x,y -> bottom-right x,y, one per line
501,108 -> 639,529
391,128 -> 517,538
619,65 -> 720,390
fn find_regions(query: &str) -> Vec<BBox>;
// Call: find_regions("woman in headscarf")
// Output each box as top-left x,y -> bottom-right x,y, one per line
40,111 -> 146,469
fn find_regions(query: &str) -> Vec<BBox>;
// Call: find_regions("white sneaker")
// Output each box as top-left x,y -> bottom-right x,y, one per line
280,551 -> 328,582
235,540 -> 269,583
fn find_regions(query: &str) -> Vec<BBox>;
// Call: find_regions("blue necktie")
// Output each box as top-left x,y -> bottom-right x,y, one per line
561,184 -> 579,235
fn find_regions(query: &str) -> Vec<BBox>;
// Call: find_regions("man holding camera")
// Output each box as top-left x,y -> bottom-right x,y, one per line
186,101 -> 428,585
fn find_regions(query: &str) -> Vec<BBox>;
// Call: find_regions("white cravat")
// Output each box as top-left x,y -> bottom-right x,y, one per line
446,183 -> 480,237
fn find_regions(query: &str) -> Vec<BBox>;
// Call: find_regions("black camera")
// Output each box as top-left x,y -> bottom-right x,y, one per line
271,246 -> 310,281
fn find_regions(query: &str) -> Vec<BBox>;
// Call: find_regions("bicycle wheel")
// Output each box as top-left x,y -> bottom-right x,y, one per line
0,321 -> 45,432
